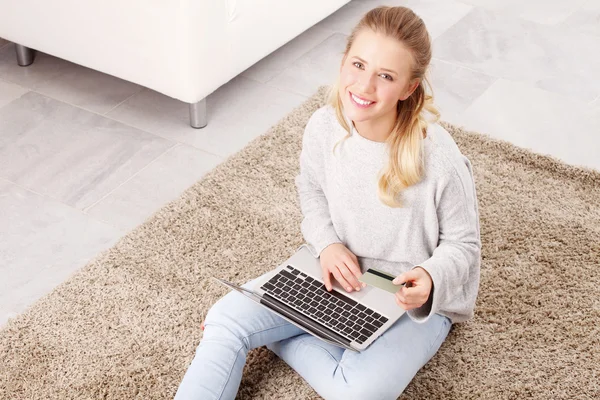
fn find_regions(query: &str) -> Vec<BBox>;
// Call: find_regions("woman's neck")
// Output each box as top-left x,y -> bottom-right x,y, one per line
352,112 -> 397,143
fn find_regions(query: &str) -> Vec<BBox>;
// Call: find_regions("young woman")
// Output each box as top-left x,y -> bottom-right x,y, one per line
175,6 -> 481,400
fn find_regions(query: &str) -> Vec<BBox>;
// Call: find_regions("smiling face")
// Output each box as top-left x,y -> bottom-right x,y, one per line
339,28 -> 419,126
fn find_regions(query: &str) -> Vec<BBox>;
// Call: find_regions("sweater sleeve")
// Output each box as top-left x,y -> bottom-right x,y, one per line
295,113 -> 342,258
408,155 -> 482,324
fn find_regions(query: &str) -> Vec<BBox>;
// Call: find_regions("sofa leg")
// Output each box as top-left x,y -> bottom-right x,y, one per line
189,99 -> 207,129
15,44 -> 35,66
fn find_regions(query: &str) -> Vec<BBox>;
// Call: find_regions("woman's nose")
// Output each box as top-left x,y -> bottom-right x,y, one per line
358,74 -> 376,93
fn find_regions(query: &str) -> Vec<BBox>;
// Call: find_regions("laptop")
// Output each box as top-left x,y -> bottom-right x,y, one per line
212,244 -> 405,352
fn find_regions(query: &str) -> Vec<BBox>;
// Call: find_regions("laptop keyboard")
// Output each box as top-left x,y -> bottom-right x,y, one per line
260,265 -> 389,344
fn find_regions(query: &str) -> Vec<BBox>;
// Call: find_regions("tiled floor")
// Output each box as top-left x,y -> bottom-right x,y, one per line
1,0 -> 599,328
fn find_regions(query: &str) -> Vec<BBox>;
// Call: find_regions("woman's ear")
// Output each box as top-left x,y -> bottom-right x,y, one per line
400,79 -> 420,101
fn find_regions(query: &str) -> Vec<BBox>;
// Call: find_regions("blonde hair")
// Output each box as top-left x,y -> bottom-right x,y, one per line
328,6 -> 441,208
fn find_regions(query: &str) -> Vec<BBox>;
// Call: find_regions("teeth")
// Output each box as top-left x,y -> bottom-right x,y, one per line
352,93 -> 372,105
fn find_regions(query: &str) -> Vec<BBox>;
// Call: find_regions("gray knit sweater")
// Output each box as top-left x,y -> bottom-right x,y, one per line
295,105 -> 481,324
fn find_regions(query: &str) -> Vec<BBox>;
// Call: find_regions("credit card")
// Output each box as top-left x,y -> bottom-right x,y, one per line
358,268 -> 403,294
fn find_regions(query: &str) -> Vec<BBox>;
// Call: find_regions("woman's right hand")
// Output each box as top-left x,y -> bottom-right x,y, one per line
319,243 -> 365,293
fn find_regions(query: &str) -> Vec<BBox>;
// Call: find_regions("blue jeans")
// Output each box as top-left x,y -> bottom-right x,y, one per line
175,272 -> 451,400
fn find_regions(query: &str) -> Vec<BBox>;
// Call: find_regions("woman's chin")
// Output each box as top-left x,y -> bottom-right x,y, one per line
344,108 -> 374,123
342,102 -> 370,121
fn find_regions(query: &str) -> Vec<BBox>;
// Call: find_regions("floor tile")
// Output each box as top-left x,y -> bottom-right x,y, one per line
460,78 -> 600,171
591,96 -> 599,111
86,144 -> 223,232
0,79 -> 29,109
0,43 -> 77,89
0,91 -> 175,210
317,0 -> 472,40
560,0 -> 600,37
359,0 -> 473,39
314,0 -> 382,35
432,7 -> 600,102
267,33 -> 348,97
0,179 -> 122,327
241,26 -> 334,83
33,62 -> 143,115
458,0 -> 588,25
0,43 -> 142,114
107,75 -> 307,158
429,58 -> 497,125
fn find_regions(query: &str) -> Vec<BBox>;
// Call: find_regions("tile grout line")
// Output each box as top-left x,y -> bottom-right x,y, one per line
4,47 -> 314,158
102,86 -> 146,116
262,31 -> 345,86
431,57 -> 503,80
263,30 -> 341,85
556,1 -> 583,26
241,28 -> 337,85
0,177 -> 126,234
2,92 -> 227,230
240,74 -> 311,99
80,142 -> 183,214
266,82 -> 312,100
81,138 -> 229,230
29,88 -> 136,121
5,43 -> 337,220
10,90 -> 197,219
429,2 -> 474,43
22,87 -> 305,171
26,88 -> 228,159
4,84 -> 296,223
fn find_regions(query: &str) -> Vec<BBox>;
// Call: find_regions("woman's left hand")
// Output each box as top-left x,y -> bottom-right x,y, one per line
392,267 -> 432,310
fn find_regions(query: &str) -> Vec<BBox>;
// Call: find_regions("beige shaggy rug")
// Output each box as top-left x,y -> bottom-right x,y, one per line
1,86 -> 599,400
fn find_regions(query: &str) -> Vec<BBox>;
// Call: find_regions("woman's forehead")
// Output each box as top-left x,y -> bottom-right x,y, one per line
349,29 -> 412,75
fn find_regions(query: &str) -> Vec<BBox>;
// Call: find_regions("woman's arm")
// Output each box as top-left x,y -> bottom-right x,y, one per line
295,113 -> 342,258
407,156 -> 482,324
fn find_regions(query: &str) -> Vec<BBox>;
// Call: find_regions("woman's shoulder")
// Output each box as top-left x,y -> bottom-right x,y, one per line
424,122 -> 473,180
306,104 -> 337,129
304,104 -> 344,142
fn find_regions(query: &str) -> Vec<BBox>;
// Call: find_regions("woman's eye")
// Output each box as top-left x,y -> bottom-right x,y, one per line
352,62 -> 392,81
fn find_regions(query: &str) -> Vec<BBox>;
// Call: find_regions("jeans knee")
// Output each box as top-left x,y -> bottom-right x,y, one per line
204,290 -> 244,325
203,294 -> 257,348
324,385 -> 403,400
320,368 -> 407,400
200,317 -> 250,357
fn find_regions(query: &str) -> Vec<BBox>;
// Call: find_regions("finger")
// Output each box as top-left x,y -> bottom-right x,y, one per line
396,290 -> 410,304
201,321 -> 205,331
395,293 -> 420,310
393,268 -> 420,286
349,253 -> 361,274
331,266 -> 353,292
392,272 -> 407,286
343,254 -> 361,276
395,295 -> 413,310
399,285 -> 421,302
340,263 -> 362,291
322,268 -> 333,291
396,289 -> 420,304
346,256 -> 367,289
397,289 -> 426,308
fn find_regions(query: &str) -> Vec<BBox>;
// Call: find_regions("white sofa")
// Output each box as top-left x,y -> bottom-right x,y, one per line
0,0 -> 349,128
